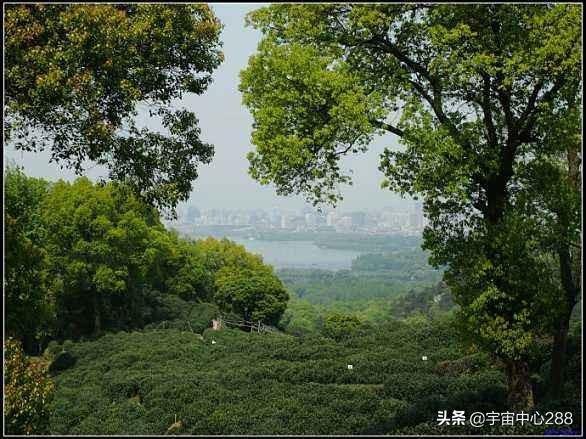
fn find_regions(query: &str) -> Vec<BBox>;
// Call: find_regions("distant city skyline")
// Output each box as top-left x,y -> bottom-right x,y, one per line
3,4 -> 412,212
168,203 -> 426,237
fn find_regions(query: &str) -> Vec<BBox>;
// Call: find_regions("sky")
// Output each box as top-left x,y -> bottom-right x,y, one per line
4,3 -> 411,213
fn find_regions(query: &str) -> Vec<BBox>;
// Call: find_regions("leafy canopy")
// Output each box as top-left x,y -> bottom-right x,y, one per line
241,4 -> 580,208
4,169 -> 290,344
213,254 -> 289,325
4,166 -> 54,351
5,4 -> 224,212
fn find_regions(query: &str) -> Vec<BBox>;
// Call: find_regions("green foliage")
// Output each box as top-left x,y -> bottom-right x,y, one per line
316,233 -> 424,253
277,256 -> 453,336
144,301 -> 221,334
46,316 -> 581,434
280,268 -> 408,304
240,39 -> 382,205
389,283 -> 455,319
49,351 -> 77,373
196,236 -> 265,272
322,313 -> 364,341
4,165 -> 54,352
275,236 -> 444,328
186,302 -> 222,333
241,4 -> 580,205
5,4 -> 223,211
4,338 -> 55,435
41,319 -> 457,434
143,230 -> 210,301
5,171 -> 285,346
42,178 -> 164,338
279,299 -> 324,336
240,3 -> 582,407
351,250 -> 439,278
215,266 -> 289,325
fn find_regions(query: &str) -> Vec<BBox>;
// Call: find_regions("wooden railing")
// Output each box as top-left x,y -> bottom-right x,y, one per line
217,316 -> 277,333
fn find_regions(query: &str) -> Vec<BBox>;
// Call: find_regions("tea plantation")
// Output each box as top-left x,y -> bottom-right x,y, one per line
44,310 -> 581,435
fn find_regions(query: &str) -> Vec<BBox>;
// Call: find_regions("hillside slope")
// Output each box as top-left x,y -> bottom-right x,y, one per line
48,317 -> 519,435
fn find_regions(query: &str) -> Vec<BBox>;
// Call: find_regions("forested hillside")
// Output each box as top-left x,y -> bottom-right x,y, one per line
276,258 -> 446,334
4,3 -> 582,436
42,307 -> 583,435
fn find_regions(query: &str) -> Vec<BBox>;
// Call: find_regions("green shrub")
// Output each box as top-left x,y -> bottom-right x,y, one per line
4,338 -> 55,434
48,351 -> 76,373
146,293 -> 191,323
322,312 -> 363,341
187,302 -> 220,333
384,373 -> 453,401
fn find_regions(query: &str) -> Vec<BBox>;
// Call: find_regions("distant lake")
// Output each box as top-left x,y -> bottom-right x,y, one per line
227,237 -> 363,270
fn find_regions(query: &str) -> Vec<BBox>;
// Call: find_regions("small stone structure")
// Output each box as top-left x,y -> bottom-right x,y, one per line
212,319 -> 222,331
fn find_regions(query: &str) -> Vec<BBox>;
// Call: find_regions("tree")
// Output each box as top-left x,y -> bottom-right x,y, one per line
196,237 -> 267,273
240,4 -> 581,409
214,266 -> 289,326
4,338 -> 55,435
143,229 -> 210,301
5,4 -> 223,212
322,312 -> 363,341
41,178 -> 158,337
6,169 -> 291,342
4,165 -> 54,353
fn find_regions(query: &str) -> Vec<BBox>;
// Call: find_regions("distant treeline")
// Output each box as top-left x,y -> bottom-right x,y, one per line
193,228 -> 426,253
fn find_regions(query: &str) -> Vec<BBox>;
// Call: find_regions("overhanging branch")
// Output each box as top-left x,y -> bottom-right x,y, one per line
371,119 -> 404,137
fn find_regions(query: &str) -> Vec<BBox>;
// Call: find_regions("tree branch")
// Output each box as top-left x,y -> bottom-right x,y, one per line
518,74 -> 567,144
371,119 -> 404,137
480,72 -> 498,148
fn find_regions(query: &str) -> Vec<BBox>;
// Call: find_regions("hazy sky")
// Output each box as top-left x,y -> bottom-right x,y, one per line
4,3 -> 410,212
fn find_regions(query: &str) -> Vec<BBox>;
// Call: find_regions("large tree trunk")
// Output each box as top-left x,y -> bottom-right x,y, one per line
549,144 -> 581,398
549,247 -> 579,397
550,314 -> 570,399
505,359 -> 534,410
485,169 -> 536,409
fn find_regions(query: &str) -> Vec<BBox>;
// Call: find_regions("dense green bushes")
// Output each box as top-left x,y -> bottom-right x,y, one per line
5,165 -> 581,435
322,312 -> 365,341
44,314 -> 580,435
215,266 -> 288,326
277,265 -> 453,337
144,301 -> 222,334
48,351 -> 76,373
47,323 -> 433,434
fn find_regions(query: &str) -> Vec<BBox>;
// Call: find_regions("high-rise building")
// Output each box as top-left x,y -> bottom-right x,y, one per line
281,215 -> 290,229
336,216 -> 353,232
185,205 -> 201,224
413,201 -> 424,230
326,211 -> 337,227
349,211 -> 366,228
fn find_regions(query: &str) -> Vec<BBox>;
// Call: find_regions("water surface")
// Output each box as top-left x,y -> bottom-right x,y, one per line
226,237 -> 362,270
